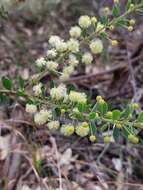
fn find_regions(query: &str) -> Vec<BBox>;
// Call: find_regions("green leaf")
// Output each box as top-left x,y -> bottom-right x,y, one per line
77,103 -> 87,112
125,0 -> 132,11
121,106 -> 132,119
67,84 -> 76,93
74,112 -> 84,120
17,90 -> 25,97
137,111 -> 143,123
0,92 -> 10,105
97,102 -> 108,116
88,112 -> 96,120
90,122 -> 97,134
17,76 -> 24,89
99,124 -> 108,132
2,77 -> 12,90
112,110 -> 121,120
112,5 -> 120,17
113,127 -> 120,142
49,80 -> 55,89
100,16 -> 108,25
122,127 -> 130,140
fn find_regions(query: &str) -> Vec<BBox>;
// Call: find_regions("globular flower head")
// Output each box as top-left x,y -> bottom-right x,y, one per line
34,110 -> 52,125
69,26 -> 81,38
90,39 -> 103,54
63,65 -> 74,75
60,124 -> 75,136
76,124 -> 90,137
47,120 -> 60,131
60,65 -> 74,80
60,72 -> 70,81
55,40 -> 67,52
69,54 -> 79,67
50,84 -> 68,101
33,83 -> 42,96
67,38 -> 79,53
26,104 -> 37,114
45,61 -> 58,71
46,49 -> 57,58
82,52 -> 93,65
36,57 -> 46,68
78,15 -> 91,28
69,91 -> 87,104
49,35 -> 61,47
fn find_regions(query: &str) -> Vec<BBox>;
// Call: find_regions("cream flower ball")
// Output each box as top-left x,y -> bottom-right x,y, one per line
82,52 -> 93,64
69,26 -> 81,38
90,39 -> 103,54
78,15 -> 91,28
26,104 -> 37,114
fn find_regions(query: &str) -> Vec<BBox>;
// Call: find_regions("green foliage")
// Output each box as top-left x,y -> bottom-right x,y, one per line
2,77 -> 12,90
112,110 -> 121,121
137,112 -> 143,123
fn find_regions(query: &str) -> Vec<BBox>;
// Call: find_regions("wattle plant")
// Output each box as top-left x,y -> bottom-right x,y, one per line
1,0 -> 143,144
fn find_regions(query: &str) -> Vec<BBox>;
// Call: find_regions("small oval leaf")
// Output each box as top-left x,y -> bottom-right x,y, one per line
2,77 -> 12,90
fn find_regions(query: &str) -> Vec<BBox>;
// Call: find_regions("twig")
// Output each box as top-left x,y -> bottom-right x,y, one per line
50,137 -> 63,190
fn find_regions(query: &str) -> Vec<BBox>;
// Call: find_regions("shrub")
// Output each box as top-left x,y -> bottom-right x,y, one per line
1,0 -> 143,144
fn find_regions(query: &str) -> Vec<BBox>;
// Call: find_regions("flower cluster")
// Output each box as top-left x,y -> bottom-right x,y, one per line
50,84 -> 68,101
1,0 -> 143,145
69,91 -> 87,104
34,110 -> 52,125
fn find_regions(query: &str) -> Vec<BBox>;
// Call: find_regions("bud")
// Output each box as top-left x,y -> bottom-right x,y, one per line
128,134 -> 139,144
116,124 -> 122,129
89,135 -> 96,142
104,136 -> 111,144
129,19 -> 136,26
129,4 -> 135,11
113,0 -> 119,3
98,99 -> 105,105
61,109 -> 66,114
96,112 -> 99,117
82,122 -> 89,128
103,7 -> 110,15
96,95 -> 103,102
106,111 -> 112,119
131,103 -> 140,110
128,26 -> 133,32
109,25 -> 115,31
91,16 -> 97,25
111,40 -> 118,46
